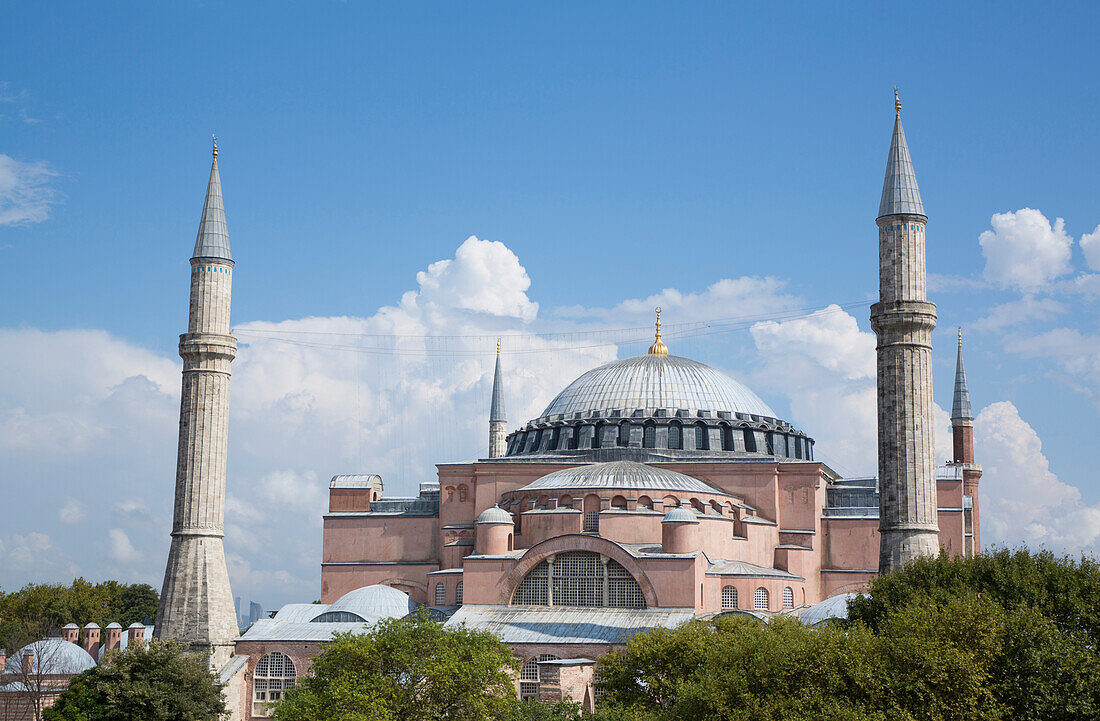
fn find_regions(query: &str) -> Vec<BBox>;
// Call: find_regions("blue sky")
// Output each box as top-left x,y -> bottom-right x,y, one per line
2,1 -> 1099,609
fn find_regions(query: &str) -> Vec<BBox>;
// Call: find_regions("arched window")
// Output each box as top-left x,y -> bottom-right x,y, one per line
743,428 -> 758,453
722,586 -> 738,610
435,583 -> 445,605
591,423 -> 604,449
721,424 -> 734,451
663,495 -> 679,508
512,551 -> 645,608
610,495 -> 627,510
520,654 -> 559,699
456,582 -> 464,605
531,429 -> 543,452
643,421 -> 656,448
550,426 -> 561,450
558,494 -> 574,509
583,494 -> 601,533
754,587 -> 769,611
617,421 -> 630,447
782,587 -> 794,609
695,422 -> 708,450
637,495 -> 653,510
668,422 -> 682,450
568,427 -> 579,450
253,652 -> 296,713
311,610 -> 366,623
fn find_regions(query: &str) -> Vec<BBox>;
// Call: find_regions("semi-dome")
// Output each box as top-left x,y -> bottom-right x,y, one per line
541,354 -> 776,419
662,507 -> 700,524
515,460 -> 728,496
311,584 -> 416,623
5,638 -> 96,675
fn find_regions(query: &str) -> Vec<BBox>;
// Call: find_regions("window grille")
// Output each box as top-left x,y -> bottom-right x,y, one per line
512,551 -> 644,608
744,428 -> 757,452
643,423 -> 656,448
455,582 -> 463,605
253,652 -> 296,716
668,423 -> 682,449
617,422 -> 630,447
782,587 -> 794,609
695,423 -> 708,450
584,511 -> 600,533
519,654 -> 559,699
435,583 -> 445,605
721,425 -> 734,451
311,610 -> 365,623
592,670 -> 605,704
550,426 -> 561,450
591,424 -> 603,449
754,587 -> 769,611
722,585 -> 738,609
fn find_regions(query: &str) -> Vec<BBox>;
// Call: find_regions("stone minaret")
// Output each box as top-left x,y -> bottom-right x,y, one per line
951,329 -> 982,556
489,339 -> 507,458
871,90 -> 940,572
155,138 -> 239,667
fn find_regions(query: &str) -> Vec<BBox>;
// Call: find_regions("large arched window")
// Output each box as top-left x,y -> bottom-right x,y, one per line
643,421 -> 656,448
591,422 -> 604,449
434,583 -> 445,605
743,428 -> 758,453
722,585 -> 738,610
512,551 -> 645,608
754,587 -> 770,611
520,654 -> 559,699
695,422 -> 708,450
253,652 -> 296,716
782,586 -> 794,609
617,421 -> 630,447
668,422 -> 682,450
550,426 -> 561,451
721,424 -> 734,451
456,582 -> 464,605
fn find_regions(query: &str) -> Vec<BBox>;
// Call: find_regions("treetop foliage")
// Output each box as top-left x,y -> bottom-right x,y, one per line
43,638 -> 226,721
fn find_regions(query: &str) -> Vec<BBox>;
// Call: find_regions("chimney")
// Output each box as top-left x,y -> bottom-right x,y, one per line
104,623 -> 122,652
0,649 -> 7,670
21,650 -> 34,676
127,623 -> 146,646
82,623 -> 101,660
61,623 -> 79,644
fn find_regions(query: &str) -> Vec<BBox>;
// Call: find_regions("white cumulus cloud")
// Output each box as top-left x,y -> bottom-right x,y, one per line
107,529 -> 141,566
1080,223 -> 1100,272
979,208 -> 1073,290
58,499 -> 85,525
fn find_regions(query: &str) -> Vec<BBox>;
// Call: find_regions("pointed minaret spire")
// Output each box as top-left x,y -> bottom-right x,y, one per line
952,328 -> 973,422
488,339 -> 507,458
878,88 -> 925,220
192,134 -> 232,262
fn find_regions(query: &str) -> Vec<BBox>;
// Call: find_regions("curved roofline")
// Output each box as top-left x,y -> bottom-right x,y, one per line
510,460 -> 731,497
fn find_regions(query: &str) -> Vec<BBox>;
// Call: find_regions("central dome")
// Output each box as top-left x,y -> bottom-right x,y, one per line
540,354 -> 775,419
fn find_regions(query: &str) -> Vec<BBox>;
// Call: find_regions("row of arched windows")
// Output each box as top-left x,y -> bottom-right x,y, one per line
509,420 -> 810,459
721,585 -> 796,611
433,582 -> 463,606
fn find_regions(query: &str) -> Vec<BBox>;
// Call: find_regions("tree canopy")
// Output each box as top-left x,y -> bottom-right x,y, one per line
271,612 -> 520,721
0,579 -> 158,652
43,639 -> 226,721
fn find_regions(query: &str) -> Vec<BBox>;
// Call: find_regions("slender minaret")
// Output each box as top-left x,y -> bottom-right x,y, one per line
871,90 -> 940,572
489,339 -> 507,458
155,137 -> 239,667
951,328 -> 982,556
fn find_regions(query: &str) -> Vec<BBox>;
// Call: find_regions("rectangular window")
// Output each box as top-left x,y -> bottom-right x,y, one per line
583,511 -> 599,533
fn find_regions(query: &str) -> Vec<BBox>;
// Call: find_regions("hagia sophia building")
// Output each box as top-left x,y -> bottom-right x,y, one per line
134,93 -> 983,719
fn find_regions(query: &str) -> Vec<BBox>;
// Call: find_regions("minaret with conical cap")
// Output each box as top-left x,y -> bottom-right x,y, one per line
155,136 -> 239,667
951,328 -> 982,555
871,90 -> 940,572
489,339 -> 507,458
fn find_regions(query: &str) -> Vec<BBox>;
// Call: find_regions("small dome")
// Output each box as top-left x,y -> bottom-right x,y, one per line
82,622 -> 100,630
127,622 -> 144,629
517,460 -> 727,496
662,507 -> 700,524
62,623 -> 79,630
477,506 -> 514,525
540,354 -> 776,419
5,639 -> 96,675
106,622 -> 122,629
313,585 -> 416,623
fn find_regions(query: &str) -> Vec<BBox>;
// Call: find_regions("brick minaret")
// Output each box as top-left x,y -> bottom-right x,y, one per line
155,137 -> 239,667
488,339 -> 507,458
951,328 -> 982,555
871,90 -> 940,572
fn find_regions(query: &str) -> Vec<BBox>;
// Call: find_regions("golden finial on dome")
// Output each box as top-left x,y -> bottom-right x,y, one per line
894,86 -> 901,118
212,133 -> 218,159
496,337 -> 501,356
958,326 -> 963,348
648,307 -> 669,355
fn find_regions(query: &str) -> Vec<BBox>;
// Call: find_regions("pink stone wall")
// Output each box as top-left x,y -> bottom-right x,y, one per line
323,516 -> 438,563
320,563 -> 437,604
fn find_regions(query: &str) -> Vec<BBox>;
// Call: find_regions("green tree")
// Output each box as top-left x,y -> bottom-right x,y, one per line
272,612 -> 519,721
43,638 -> 226,721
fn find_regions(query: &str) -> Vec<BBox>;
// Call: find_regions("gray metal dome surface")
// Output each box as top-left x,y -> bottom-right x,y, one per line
515,460 -> 727,496
662,507 -> 700,524
315,584 -> 417,622
477,506 -> 514,524
5,638 -> 96,675
540,354 -> 776,419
